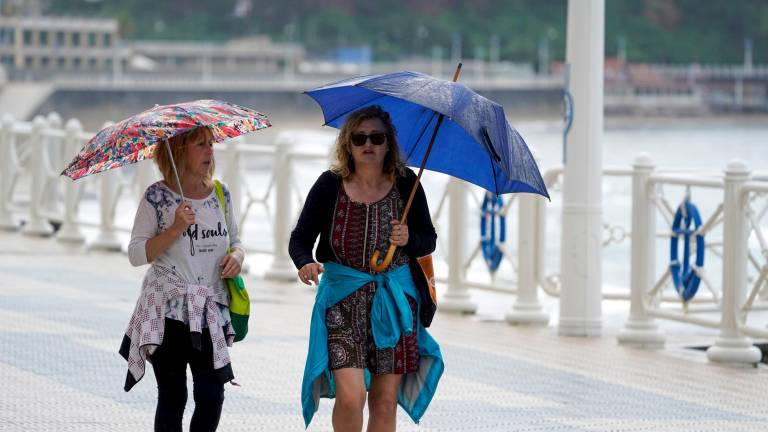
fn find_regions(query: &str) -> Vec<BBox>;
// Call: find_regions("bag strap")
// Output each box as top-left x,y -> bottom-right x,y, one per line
213,179 -> 232,254
214,180 -> 246,291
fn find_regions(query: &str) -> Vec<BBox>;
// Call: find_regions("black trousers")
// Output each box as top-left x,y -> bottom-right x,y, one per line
150,319 -> 225,432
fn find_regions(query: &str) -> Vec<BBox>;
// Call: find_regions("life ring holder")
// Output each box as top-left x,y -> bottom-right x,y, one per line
480,192 -> 505,273
669,199 -> 705,302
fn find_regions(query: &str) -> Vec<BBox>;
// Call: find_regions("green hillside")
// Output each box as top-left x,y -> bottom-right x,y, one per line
39,0 -> 768,64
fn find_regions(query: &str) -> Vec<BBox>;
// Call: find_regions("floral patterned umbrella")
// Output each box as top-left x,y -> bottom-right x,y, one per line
61,99 -> 271,180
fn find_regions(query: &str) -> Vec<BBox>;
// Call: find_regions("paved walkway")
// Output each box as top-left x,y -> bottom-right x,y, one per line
1,231 -> 766,431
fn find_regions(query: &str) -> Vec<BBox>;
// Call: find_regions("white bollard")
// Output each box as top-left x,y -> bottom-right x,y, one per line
618,153 -> 665,347
0,114 -> 19,230
89,121 -> 122,251
57,118 -> 86,243
439,177 -> 478,314
265,132 -> 299,281
22,115 -> 54,236
506,192 -> 549,325
706,159 -> 761,366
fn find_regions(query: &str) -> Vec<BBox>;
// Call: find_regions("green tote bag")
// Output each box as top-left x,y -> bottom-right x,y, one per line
214,180 -> 249,342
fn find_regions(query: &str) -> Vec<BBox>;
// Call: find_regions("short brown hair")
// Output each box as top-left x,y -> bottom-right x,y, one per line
154,127 -> 215,188
330,105 -> 405,181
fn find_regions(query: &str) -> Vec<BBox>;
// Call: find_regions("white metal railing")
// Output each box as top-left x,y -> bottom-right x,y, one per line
430,180 -> 520,292
2,112 -> 766,365
617,155 -> 766,365
0,113 -> 334,277
740,180 -> 768,336
533,165 -> 642,300
0,111 -> 526,307
491,153 -> 767,364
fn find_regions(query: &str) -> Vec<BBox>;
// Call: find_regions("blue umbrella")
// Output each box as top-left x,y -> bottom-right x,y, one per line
305,68 -> 548,197
305,65 -> 549,270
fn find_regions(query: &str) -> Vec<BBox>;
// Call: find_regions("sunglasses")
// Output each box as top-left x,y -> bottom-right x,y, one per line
350,132 -> 387,146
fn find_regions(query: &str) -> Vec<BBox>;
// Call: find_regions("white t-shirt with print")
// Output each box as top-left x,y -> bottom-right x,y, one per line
128,181 -> 243,325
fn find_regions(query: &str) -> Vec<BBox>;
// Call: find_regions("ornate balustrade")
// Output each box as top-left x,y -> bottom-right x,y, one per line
2,112 -> 765,365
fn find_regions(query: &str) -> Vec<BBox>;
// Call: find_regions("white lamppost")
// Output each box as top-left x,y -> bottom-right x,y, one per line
558,0 -> 605,337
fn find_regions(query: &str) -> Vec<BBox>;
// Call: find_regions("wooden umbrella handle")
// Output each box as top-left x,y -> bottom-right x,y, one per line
370,244 -> 398,272
369,63 -> 463,273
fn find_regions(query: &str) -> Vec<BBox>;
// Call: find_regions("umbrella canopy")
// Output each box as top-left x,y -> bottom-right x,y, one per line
305,70 -> 548,198
61,99 -> 271,180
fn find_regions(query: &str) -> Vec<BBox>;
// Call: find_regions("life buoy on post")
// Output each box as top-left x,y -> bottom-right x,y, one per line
480,192 -> 505,273
669,199 -> 705,302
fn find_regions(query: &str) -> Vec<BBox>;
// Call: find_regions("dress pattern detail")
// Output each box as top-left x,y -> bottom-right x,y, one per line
326,184 -> 419,375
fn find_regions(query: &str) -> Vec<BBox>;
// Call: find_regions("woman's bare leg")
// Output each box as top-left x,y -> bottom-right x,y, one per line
332,368 -> 367,432
367,374 -> 402,432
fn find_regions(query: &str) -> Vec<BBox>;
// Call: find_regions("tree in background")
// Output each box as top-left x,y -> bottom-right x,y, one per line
38,0 -> 768,64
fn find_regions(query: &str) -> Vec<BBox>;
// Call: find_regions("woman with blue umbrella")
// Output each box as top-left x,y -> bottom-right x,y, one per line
293,65 -> 547,430
289,105 -> 443,430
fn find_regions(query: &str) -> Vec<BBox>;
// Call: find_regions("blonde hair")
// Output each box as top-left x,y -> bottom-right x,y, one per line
154,127 -> 215,188
330,105 -> 405,181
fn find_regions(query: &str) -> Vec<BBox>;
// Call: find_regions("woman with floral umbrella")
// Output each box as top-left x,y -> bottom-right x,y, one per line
63,100 -> 270,431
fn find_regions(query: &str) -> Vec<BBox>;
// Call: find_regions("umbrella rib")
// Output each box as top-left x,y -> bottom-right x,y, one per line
406,109 -> 439,161
489,151 -> 499,196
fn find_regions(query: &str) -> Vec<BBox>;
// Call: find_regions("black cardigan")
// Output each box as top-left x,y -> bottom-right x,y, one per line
288,168 -> 437,270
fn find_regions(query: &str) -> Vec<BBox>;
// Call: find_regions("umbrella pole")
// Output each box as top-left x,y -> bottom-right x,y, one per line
370,63 -> 463,272
164,139 -> 186,201
165,138 -> 195,256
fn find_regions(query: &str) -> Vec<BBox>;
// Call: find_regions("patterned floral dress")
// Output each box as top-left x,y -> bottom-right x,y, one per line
325,184 -> 420,375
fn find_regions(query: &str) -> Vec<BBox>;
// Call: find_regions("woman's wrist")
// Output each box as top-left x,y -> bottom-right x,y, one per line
230,247 -> 245,264
167,223 -> 186,238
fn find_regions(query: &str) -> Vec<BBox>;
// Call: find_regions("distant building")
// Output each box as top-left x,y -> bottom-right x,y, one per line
128,37 -> 304,77
551,58 -> 693,96
0,15 -> 304,81
0,15 -> 126,78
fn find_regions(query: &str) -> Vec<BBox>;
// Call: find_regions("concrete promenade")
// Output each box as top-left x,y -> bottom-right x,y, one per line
1,230 -> 766,431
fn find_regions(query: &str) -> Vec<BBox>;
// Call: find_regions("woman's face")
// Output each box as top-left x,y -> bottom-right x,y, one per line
184,132 -> 214,178
349,118 -> 389,170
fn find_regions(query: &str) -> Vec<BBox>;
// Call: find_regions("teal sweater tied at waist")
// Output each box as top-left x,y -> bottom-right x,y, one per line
301,261 -> 444,428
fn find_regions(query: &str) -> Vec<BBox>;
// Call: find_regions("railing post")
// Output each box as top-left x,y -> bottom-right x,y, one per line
57,118 -> 85,243
506,192 -> 549,325
0,114 -> 19,230
439,177 -> 477,313
220,137 -> 244,219
535,169 -> 561,295
219,139 -> 251,274
134,157 -> 160,201
265,132 -> 298,281
89,121 -> 122,251
22,115 -> 53,236
42,112 -> 63,217
706,159 -> 761,366
618,153 -> 665,347
47,112 -> 66,167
